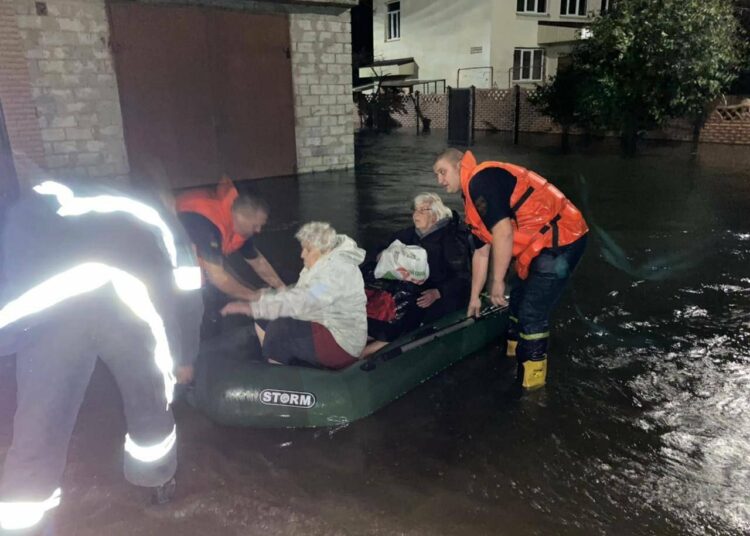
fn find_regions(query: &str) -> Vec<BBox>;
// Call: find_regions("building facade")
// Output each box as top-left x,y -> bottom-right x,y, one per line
0,0 -> 357,194
366,0 -> 609,90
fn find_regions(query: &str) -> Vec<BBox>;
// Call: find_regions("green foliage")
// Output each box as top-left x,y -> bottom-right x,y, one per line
730,0 -> 750,93
527,66 -> 586,129
576,0 -> 746,135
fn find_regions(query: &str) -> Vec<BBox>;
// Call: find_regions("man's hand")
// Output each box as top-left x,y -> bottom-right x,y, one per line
221,301 -> 253,317
245,289 -> 261,302
490,279 -> 508,307
175,365 -> 194,385
417,288 -> 441,308
467,296 -> 482,318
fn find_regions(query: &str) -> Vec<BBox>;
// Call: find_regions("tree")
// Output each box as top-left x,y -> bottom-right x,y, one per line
573,0 -> 746,154
729,0 -> 750,94
356,62 -> 408,132
527,65 -> 591,153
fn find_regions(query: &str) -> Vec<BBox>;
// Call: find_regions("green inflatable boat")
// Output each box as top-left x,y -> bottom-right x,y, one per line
190,301 -> 508,428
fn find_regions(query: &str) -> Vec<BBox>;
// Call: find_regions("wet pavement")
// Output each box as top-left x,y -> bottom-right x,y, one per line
1,130 -> 749,535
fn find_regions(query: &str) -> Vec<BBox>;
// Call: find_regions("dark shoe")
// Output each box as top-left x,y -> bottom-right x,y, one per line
151,477 -> 176,505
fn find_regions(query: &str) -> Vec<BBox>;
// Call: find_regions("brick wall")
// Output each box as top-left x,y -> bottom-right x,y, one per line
366,87 -> 750,145
289,11 -> 354,173
701,117 -> 750,144
475,89 -> 513,131
650,111 -> 750,145
11,0 -> 129,181
357,93 -> 448,131
0,1 -> 44,184
417,94 -> 448,130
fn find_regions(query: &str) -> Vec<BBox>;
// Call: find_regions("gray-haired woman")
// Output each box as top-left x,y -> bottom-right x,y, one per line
364,193 -> 472,356
222,222 -> 367,369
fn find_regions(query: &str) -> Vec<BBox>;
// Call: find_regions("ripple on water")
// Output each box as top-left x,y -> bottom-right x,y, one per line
625,317 -> 750,534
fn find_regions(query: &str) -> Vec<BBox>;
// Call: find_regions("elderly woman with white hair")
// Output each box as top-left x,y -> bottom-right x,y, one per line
364,193 -> 472,354
222,222 -> 367,369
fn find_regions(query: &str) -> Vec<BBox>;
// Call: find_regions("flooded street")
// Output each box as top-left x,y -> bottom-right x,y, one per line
1,130 -> 749,535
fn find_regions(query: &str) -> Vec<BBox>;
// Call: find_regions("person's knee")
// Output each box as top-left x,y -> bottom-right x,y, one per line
260,321 -> 292,363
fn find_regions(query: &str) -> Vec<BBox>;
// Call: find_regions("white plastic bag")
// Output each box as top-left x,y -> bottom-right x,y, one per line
374,240 -> 429,284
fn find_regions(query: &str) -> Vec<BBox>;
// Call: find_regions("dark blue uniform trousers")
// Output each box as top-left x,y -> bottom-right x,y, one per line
0,292 -> 176,531
508,235 -> 588,364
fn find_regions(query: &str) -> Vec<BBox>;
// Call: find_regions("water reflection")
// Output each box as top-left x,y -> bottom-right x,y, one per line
243,130 -> 750,535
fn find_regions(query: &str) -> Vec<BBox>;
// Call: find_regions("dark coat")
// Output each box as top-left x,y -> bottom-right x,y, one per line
381,210 -> 472,317
0,185 -> 203,365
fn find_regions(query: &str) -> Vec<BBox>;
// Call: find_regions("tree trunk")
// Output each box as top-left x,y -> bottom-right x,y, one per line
561,125 -> 571,154
582,127 -> 592,147
691,115 -> 704,154
621,117 -> 638,156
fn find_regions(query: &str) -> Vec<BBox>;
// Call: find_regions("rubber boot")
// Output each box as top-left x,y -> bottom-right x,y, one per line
521,356 -> 547,390
506,338 -> 518,359
151,477 -> 176,505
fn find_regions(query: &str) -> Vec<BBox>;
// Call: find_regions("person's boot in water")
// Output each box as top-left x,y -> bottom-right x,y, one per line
151,477 -> 176,505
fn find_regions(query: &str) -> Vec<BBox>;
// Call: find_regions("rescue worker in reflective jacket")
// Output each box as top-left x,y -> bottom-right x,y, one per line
434,148 -> 588,391
0,179 -> 203,534
176,178 -> 284,337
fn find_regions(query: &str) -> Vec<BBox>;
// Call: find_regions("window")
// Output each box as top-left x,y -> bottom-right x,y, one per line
516,0 -> 547,14
560,0 -> 587,16
512,48 -> 545,82
600,0 -> 612,13
386,2 -> 400,41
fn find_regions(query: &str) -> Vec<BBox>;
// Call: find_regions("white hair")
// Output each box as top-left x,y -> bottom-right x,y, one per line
414,192 -> 452,222
295,221 -> 337,253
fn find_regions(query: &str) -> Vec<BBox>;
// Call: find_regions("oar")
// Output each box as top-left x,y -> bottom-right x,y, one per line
360,302 -> 508,371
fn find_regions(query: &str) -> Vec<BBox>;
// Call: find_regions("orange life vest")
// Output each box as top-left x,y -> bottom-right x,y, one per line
460,150 -> 588,279
175,177 -> 246,256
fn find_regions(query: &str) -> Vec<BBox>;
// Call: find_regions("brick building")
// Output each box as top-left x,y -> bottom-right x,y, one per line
0,0 -> 357,199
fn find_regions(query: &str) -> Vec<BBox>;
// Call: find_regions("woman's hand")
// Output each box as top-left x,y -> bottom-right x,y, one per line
220,301 -> 253,317
243,289 -> 261,302
417,288 -> 441,308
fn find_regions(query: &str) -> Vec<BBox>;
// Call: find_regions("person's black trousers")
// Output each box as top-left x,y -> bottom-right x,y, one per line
0,293 -> 176,532
509,235 -> 588,363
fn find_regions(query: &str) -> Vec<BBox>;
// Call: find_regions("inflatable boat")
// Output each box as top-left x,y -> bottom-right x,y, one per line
190,301 -> 508,428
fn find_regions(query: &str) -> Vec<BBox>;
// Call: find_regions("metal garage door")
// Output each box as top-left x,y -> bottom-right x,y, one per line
108,3 -> 297,188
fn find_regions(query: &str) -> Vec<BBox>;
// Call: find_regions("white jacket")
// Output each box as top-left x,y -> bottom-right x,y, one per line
251,235 -> 367,357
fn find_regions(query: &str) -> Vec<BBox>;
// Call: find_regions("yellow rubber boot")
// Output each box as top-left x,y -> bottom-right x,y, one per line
506,338 -> 518,358
521,357 -> 547,390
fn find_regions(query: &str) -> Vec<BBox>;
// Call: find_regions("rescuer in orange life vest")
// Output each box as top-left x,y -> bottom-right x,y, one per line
0,178 -> 204,534
176,178 -> 285,337
433,148 -> 588,391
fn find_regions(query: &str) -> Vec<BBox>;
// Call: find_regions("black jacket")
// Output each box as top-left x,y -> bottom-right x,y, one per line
381,211 -> 472,309
0,183 -> 203,365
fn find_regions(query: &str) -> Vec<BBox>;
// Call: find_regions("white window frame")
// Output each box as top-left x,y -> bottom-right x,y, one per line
560,0 -> 588,16
386,1 -> 400,41
516,0 -> 547,14
512,48 -> 545,82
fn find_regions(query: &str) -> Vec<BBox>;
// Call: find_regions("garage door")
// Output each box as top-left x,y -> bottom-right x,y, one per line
0,101 -> 18,208
108,3 -> 297,188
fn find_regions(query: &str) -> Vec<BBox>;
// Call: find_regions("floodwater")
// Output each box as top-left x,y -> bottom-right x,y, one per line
1,130 -> 749,535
